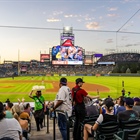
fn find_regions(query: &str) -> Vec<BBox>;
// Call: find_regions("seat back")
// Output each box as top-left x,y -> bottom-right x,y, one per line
96,121 -> 119,140
122,127 -> 140,140
119,120 -> 140,130
81,115 -> 98,138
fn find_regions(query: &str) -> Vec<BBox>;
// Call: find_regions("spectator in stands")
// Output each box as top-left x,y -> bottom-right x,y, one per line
50,77 -> 72,140
5,98 -> 10,103
0,102 -> 22,140
74,50 -> 83,61
117,97 -> 139,122
83,100 -> 117,140
60,47 -> 68,61
29,90 -> 46,131
24,103 -> 32,116
19,104 -> 30,120
100,97 -> 114,115
116,96 -> 126,114
52,46 -> 59,60
68,45 -> 77,60
85,103 -> 99,117
5,102 -> 13,118
133,97 -> 140,117
72,78 -> 99,140
12,104 -> 29,131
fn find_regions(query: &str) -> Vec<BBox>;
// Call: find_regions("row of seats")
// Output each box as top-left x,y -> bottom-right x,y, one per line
76,115 -> 140,140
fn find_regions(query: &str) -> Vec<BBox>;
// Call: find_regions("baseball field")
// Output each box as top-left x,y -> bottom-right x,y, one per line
0,76 -> 139,103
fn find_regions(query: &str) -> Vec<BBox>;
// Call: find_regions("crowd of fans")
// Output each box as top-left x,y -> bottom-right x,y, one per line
0,92 -> 140,139
0,98 -> 32,140
0,65 -> 114,77
0,52 -> 140,77
98,53 -> 140,62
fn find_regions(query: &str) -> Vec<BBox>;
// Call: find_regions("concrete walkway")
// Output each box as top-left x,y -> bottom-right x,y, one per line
29,115 -> 93,140
29,115 -> 72,140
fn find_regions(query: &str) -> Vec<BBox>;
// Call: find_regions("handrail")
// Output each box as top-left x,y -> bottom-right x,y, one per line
51,109 -> 70,140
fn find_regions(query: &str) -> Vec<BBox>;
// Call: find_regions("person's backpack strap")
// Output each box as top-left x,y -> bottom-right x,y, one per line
35,96 -> 44,109
72,87 -> 81,103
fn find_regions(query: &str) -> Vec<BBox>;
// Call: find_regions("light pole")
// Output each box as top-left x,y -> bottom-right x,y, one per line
18,50 -> 20,76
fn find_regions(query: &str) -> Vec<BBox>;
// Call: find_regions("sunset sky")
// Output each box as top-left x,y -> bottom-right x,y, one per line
0,0 -> 140,62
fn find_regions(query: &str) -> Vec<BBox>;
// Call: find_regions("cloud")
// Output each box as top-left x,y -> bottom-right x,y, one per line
53,11 -> 63,16
46,18 -> 61,22
77,19 -> 82,22
118,42 -> 140,48
99,16 -> 103,20
86,22 -> 100,29
107,14 -> 117,17
125,43 -> 140,47
106,39 -> 114,43
85,17 -> 92,21
108,7 -> 118,11
64,14 -> 78,18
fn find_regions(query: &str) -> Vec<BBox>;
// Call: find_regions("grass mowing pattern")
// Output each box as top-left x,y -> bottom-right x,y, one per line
0,76 -> 140,102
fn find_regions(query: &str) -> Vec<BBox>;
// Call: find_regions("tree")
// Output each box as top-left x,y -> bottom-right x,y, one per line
126,68 -> 131,73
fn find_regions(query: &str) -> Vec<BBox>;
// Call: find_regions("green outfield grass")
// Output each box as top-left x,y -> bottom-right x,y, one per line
0,76 -> 140,103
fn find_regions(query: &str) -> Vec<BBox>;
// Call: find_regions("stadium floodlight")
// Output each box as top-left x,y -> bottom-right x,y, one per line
63,26 -> 73,34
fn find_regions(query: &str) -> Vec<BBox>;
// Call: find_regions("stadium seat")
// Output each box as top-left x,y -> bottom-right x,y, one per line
119,120 -> 140,130
80,115 -> 99,138
114,127 -> 140,140
94,121 -> 119,140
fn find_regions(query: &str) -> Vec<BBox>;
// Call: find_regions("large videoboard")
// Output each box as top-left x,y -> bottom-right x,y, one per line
52,45 -> 83,65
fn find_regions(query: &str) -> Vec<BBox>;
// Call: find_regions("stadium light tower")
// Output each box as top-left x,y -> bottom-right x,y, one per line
63,26 -> 73,34
18,50 -> 20,76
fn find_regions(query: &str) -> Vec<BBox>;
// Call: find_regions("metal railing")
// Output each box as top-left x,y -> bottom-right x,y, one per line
51,110 -> 70,140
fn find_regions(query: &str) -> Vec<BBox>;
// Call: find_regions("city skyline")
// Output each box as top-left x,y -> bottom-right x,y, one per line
0,0 -> 140,62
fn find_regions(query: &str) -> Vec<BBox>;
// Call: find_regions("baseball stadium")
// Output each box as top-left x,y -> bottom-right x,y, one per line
0,27 -> 140,140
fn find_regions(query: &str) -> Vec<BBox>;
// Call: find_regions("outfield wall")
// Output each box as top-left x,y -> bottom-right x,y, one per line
14,73 -> 140,77
1,73 -> 140,78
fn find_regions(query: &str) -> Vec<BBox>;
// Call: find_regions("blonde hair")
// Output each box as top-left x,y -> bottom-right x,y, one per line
12,104 -> 21,121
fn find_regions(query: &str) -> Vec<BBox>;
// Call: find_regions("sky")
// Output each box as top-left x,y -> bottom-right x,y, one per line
0,0 -> 140,62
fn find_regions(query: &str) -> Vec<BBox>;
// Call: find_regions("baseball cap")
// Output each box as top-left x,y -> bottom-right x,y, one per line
60,77 -> 67,85
133,97 -> 140,102
76,78 -> 85,84
124,97 -> 134,107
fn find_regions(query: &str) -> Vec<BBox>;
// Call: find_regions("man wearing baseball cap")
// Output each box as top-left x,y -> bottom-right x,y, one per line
72,78 -> 99,140
50,77 -> 72,140
117,97 -> 139,122
133,97 -> 140,117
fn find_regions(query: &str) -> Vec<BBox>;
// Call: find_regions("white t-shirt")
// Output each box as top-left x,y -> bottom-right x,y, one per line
55,85 -> 72,117
0,118 -> 22,140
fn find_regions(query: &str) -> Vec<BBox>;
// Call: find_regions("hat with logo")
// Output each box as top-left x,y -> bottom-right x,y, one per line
76,78 -> 85,84
124,97 -> 134,107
